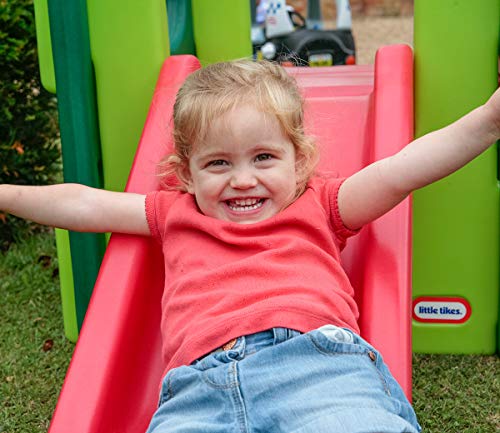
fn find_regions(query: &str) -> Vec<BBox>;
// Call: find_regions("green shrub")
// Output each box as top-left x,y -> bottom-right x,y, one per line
0,0 -> 61,249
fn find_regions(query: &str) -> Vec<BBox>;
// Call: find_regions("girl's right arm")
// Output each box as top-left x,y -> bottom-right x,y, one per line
0,183 -> 150,235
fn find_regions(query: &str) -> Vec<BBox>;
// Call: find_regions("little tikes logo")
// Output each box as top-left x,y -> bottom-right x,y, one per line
412,297 -> 471,324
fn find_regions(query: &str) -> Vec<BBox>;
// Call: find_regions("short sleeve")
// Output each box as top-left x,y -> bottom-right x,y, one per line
308,175 -> 361,248
145,190 -> 179,244
328,177 -> 361,243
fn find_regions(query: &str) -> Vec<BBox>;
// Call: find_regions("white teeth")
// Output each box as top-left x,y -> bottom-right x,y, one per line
234,198 -> 258,206
227,198 -> 264,212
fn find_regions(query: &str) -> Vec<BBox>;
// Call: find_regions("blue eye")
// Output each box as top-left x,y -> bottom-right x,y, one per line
255,153 -> 273,162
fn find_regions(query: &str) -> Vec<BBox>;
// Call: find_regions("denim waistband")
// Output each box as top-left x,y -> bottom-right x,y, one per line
197,328 -> 302,363
238,327 -> 302,355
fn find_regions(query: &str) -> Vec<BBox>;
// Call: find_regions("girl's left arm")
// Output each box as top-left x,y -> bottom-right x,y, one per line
338,87 -> 500,230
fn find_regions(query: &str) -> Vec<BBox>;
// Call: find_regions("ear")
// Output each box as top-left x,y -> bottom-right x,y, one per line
176,163 -> 195,194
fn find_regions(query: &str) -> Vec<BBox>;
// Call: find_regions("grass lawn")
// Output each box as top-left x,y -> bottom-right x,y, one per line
1,230 -> 499,432
0,230 -> 74,432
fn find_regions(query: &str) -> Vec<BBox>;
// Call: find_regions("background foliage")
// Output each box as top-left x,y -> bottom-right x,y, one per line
0,0 -> 61,250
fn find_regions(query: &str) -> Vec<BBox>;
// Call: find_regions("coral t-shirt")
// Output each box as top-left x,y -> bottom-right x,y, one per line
145,175 -> 361,374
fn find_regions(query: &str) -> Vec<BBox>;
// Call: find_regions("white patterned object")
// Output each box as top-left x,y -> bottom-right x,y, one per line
265,0 -> 295,38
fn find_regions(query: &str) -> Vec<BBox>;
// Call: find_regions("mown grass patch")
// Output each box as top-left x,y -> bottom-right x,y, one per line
413,353 -> 499,432
0,230 -> 73,432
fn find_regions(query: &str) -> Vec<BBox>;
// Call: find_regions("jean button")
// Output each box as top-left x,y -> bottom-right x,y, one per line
368,351 -> 377,362
222,338 -> 237,351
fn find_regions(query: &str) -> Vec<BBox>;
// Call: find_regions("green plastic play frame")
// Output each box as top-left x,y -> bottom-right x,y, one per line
413,0 -> 499,353
35,0 -> 169,340
47,0 -> 106,335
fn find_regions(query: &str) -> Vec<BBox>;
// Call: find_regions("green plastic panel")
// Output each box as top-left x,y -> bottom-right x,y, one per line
48,0 -> 106,331
191,0 -> 252,65
42,0 -> 169,339
167,0 -> 196,55
55,229 -> 78,342
86,0 -> 170,192
33,0 -> 56,93
413,0 -> 499,353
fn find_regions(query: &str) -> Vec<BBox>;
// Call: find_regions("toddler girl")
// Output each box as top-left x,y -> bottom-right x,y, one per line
3,59 -> 500,432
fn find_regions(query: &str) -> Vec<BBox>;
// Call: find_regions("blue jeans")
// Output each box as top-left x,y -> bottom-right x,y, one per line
146,325 -> 421,433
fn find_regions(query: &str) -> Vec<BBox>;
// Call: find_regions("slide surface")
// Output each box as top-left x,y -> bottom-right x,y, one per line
49,46 -> 413,432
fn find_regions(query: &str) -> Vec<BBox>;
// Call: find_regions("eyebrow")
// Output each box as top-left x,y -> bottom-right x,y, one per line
194,151 -> 230,161
252,142 -> 290,154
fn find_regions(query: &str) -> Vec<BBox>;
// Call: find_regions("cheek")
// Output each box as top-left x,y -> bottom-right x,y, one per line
192,176 -> 225,201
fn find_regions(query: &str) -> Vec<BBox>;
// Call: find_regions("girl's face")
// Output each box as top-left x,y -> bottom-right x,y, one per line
183,105 -> 298,224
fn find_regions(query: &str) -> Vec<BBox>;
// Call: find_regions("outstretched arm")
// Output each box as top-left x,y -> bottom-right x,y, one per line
0,183 -> 150,235
338,87 -> 500,230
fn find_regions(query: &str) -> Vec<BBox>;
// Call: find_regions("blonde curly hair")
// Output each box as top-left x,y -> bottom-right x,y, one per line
159,59 -> 318,198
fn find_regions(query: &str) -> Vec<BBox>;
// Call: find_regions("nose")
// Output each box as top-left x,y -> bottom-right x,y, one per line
229,167 -> 258,189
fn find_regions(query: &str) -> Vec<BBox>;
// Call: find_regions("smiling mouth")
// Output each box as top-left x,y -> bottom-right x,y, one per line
226,198 -> 265,212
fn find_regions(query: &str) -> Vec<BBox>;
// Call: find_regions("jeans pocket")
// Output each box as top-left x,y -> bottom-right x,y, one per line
307,326 -> 395,397
308,326 -> 373,357
304,326 -> 421,431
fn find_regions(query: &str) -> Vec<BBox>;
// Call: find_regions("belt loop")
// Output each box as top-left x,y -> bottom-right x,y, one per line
287,328 -> 301,340
272,327 -> 280,345
273,327 -> 288,345
230,335 -> 246,356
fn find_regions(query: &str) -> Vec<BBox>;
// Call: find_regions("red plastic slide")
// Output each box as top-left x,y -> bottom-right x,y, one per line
49,45 -> 413,432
